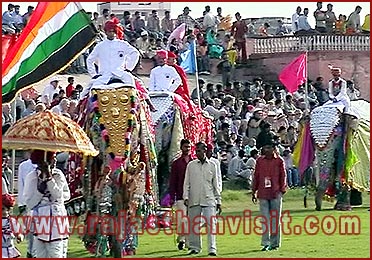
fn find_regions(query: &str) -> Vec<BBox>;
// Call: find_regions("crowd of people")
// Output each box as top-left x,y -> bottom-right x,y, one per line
291,3 -> 370,36
2,3 -> 34,34
1,2 -> 367,258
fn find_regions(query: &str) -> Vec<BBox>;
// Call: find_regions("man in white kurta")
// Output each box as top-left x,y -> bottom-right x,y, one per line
81,21 -> 140,98
17,151 -> 37,258
42,78 -> 60,107
149,50 -> 182,92
183,142 -> 222,256
23,152 -> 70,258
326,67 -> 351,113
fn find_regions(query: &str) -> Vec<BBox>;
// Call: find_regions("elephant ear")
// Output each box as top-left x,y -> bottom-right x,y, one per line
310,106 -> 341,148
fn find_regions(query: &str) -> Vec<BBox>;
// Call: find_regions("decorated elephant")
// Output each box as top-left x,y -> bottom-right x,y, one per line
149,91 -> 213,200
76,78 -> 158,257
294,100 -> 370,211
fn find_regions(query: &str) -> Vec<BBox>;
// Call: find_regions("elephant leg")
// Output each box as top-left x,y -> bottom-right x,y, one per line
334,186 -> 352,211
315,188 -> 326,211
315,179 -> 329,211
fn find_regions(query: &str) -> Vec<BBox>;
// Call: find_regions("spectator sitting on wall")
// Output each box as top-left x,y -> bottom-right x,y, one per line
2,4 -> 17,34
296,8 -> 320,35
258,22 -> 272,37
22,5 -> 34,26
325,4 -> 337,33
335,14 -> 347,34
12,5 -> 24,30
275,20 -> 289,36
314,2 -> 327,33
346,6 -> 362,35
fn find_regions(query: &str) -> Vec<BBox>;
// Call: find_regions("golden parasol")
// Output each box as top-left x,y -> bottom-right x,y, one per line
2,110 -> 99,156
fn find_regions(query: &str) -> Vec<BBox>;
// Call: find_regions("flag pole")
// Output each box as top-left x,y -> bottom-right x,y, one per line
304,49 -> 309,115
305,37 -> 311,116
192,39 -> 201,107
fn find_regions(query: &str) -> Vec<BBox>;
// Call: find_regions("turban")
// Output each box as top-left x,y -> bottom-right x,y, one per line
247,105 -> 255,111
30,150 -> 56,165
2,193 -> 16,208
331,67 -> 341,73
104,21 -> 117,32
167,51 -> 177,58
156,50 -> 168,59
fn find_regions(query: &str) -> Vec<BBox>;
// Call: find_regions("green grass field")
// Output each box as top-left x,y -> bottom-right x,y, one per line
14,186 -> 370,258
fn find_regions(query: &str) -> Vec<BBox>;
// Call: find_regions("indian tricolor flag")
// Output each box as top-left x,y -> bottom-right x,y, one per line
2,2 -> 97,103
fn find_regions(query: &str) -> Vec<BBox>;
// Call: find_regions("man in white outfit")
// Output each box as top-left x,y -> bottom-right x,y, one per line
183,142 -> 222,256
17,150 -> 37,258
149,50 -> 182,92
82,21 -> 140,96
23,150 -> 70,258
42,78 -> 60,108
326,67 -> 351,113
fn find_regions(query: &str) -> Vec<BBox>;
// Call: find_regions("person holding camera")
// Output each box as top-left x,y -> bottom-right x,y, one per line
251,138 -> 287,251
23,150 -> 70,258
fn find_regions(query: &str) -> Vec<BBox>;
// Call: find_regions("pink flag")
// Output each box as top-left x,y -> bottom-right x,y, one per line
167,23 -> 186,46
278,53 -> 307,93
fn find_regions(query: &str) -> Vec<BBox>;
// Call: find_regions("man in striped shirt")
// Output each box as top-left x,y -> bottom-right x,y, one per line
176,7 -> 198,32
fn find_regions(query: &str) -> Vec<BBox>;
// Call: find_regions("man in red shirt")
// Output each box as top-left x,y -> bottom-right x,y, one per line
65,77 -> 75,98
230,12 -> 248,63
169,139 -> 192,250
252,138 -> 287,251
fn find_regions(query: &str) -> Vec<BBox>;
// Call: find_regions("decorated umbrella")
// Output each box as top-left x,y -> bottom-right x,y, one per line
2,110 -> 98,156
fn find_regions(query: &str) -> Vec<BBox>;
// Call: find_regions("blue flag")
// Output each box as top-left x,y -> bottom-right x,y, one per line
180,40 -> 197,74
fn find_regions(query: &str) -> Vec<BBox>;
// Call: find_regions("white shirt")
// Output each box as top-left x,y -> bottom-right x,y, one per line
17,159 -> 37,207
23,168 -> 70,241
86,38 -> 140,86
328,78 -> 348,100
183,158 -> 221,207
149,64 -> 182,92
51,104 -> 62,115
292,13 -> 300,32
42,84 -> 58,104
203,12 -> 218,29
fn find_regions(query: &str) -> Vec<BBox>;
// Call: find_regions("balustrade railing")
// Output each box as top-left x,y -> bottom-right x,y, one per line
252,35 -> 370,54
